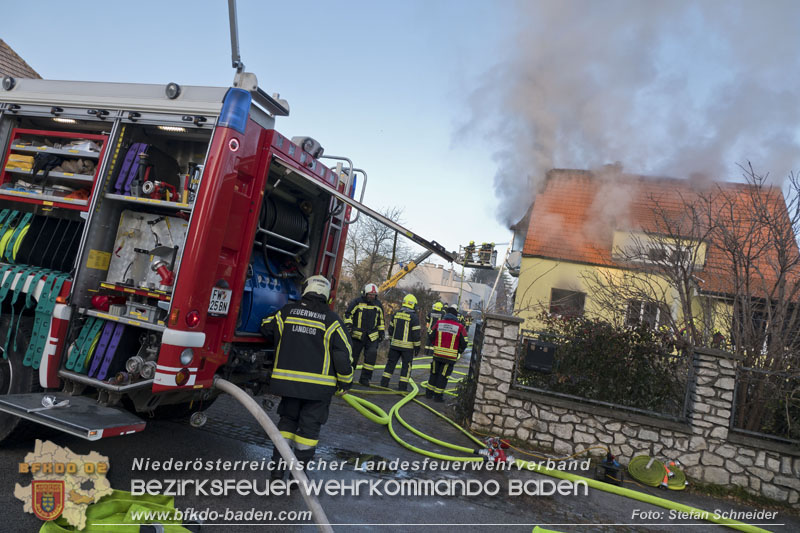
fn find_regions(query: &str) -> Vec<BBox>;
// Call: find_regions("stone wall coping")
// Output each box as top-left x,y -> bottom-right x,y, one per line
508,388 -> 692,434
728,430 -> 800,457
694,346 -> 744,361
484,313 -> 524,324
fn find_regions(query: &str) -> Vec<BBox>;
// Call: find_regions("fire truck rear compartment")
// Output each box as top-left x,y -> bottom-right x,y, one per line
57,118 -> 216,411
236,176 -> 316,335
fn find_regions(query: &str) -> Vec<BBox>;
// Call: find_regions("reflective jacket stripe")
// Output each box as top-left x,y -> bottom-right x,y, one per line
285,317 -> 326,330
390,311 -> 421,349
262,314 -> 284,335
271,368 -> 337,386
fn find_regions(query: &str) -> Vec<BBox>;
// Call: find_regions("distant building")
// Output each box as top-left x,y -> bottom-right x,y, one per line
0,39 -> 40,79
396,263 -> 496,312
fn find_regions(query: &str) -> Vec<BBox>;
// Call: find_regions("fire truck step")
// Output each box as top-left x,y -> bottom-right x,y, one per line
0,392 -> 145,441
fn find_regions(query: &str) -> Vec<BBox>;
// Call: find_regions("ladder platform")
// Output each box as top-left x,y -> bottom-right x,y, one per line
0,393 -> 146,441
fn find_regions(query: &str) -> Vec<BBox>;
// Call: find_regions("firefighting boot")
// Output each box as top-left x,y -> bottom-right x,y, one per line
269,446 -> 286,481
294,447 -> 316,475
425,389 -> 434,399
434,393 -> 445,403
380,376 -> 390,388
359,374 -> 371,386
397,382 -> 408,392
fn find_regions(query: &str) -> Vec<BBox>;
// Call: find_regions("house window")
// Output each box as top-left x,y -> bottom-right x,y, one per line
626,300 -> 669,328
646,247 -> 667,262
549,288 -> 586,317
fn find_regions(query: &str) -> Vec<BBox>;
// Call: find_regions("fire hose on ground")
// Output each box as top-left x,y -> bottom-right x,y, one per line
213,377 -> 334,533
338,360 -> 772,533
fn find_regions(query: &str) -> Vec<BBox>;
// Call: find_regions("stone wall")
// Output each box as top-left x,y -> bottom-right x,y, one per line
471,313 -> 800,505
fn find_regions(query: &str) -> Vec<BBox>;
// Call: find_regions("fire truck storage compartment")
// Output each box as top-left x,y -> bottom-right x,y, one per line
0,113 -> 109,212
237,159 -> 331,334
0,114 -> 106,296
71,120 -> 213,312
63,119 -> 214,386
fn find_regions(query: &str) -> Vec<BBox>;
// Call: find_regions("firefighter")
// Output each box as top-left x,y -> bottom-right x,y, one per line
381,293 -> 421,391
427,305 -> 468,402
344,283 -> 385,385
260,275 -> 353,480
464,240 -> 476,263
426,301 -> 445,348
479,242 -> 493,264
425,300 -> 445,355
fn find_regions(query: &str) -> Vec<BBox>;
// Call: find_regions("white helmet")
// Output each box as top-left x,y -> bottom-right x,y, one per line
303,275 -> 331,299
363,283 -> 379,296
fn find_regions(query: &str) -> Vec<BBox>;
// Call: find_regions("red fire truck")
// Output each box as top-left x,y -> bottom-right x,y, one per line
0,70 -> 452,442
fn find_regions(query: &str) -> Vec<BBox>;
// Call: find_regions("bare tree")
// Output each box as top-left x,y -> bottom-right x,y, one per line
583,189 -> 715,346
705,165 -> 800,434
338,206 -> 412,306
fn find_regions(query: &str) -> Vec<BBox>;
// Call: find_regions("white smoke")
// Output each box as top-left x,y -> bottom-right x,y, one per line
465,0 -> 800,226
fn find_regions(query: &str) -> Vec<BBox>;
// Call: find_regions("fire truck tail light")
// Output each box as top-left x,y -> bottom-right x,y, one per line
219,88 -> 251,134
186,310 -> 201,328
175,368 -> 190,386
169,309 -> 180,326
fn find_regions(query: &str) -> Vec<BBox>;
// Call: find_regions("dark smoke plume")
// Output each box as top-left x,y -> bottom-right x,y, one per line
465,0 -> 800,226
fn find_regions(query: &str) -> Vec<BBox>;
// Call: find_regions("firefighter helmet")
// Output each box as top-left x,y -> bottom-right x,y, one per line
446,305 -> 458,316
402,294 -> 418,309
302,275 -> 331,299
362,283 -> 379,296
432,301 -> 444,312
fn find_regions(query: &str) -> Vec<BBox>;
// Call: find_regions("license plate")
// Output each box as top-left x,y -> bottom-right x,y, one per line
208,288 -> 232,316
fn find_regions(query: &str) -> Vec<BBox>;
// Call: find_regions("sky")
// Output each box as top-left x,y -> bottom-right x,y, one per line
4,1 -> 800,265
1,0 -> 514,261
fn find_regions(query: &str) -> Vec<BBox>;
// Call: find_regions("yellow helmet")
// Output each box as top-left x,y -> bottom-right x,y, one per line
402,293 -> 418,309
432,301 -> 444,312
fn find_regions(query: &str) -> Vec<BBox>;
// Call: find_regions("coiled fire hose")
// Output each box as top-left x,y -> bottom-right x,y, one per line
628,455 -> 687,490
214,377 -> 333,533
340,363 -> 771,533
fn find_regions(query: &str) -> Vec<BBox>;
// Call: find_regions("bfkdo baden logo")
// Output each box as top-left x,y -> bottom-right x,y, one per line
15,440 -> 113,530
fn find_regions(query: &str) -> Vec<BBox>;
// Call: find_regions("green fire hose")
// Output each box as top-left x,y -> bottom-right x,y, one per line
341,367 -> 772,533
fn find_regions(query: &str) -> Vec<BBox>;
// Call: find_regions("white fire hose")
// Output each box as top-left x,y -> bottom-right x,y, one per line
213,377 -> 334,533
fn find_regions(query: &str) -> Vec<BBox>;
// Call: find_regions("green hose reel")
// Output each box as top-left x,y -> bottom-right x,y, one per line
628,454 -> 687,490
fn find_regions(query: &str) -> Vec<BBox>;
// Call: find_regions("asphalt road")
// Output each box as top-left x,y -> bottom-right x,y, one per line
1,362 -> 797,532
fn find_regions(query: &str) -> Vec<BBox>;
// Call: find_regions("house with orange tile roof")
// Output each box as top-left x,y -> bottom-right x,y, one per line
513,167 -> 799,339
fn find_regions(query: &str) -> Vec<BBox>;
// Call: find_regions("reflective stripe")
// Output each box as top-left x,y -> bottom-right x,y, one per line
285,317 -> 326,330
294,434 -> 318,447
335,325 -> 352,365
276,313 -> 284,335
280,431 -> 320,447
382,372 -> 392,379
362,363 -> 375,370
399,376 -> 409,382
391,340 -> 415,349
337,371 -> 353,382
271,369 -> 337,386
323,322 -> 338,374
